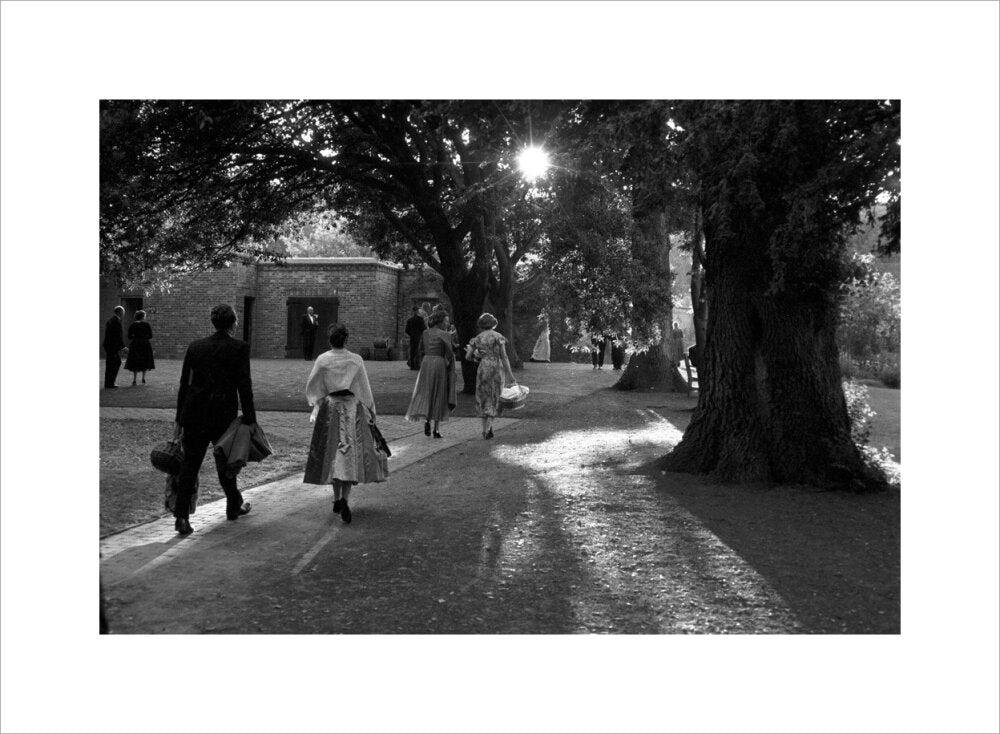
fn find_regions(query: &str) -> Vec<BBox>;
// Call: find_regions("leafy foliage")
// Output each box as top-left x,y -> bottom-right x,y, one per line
838,252 -> 901,358
843,380 -> 901,486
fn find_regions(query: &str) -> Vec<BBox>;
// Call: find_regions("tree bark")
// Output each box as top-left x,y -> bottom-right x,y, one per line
661,234 -> 885,490
689,217 -> 708,378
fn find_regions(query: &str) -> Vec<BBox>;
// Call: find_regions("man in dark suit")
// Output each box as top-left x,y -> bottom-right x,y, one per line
300,306 -> 318,360
404,306 -> 426,370
102,305 -> 126,388
171,304 -> 256,535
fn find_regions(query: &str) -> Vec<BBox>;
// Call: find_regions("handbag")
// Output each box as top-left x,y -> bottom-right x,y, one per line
369,420 -> 391,458
499,383 -> 529,410
164,473 -> 199,514
150,439 -> 184,475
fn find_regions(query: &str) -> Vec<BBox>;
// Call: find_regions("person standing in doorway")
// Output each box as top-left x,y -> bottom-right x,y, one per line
405,306 -> 426,370
300,306 -> 318,360
102,305 -> 126,388
171,304 -> 256,535
124,309 -> 155,385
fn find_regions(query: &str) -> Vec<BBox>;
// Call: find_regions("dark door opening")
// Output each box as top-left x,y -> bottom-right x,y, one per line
121,297 -> 143,330
243,297 -> 255,348
286,297 -> 339,358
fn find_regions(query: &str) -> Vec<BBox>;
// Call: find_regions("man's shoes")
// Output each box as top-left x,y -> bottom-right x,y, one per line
486,428 -> 494,439
433,431 -> 442,439
332,498 -> 344,513
340,502 -> 352,524
424,421 -> 431,436
227,502 -> 252,521
175,518 -> 193,535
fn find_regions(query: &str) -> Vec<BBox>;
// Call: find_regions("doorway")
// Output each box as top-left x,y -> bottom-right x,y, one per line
243,297 -> 255,348
286,297 -> 339,358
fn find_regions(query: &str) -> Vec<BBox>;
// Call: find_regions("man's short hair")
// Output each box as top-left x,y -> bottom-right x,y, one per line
412,306 -> 422,313
210,303 -> 237,331
135,310 -> 146,321
328,323 -> 349,348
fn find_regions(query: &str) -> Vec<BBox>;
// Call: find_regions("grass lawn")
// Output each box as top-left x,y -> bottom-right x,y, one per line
866,385 -> 900,461
100,418 -> 314,537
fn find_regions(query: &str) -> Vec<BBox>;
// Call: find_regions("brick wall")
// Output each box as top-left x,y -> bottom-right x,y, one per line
100,258 -> 433,359
254,258 -> 404,357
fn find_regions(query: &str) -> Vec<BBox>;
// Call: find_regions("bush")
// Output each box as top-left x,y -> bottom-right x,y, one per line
842,378 -> 900,487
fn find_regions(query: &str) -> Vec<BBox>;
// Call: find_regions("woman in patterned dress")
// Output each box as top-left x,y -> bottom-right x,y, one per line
303,323 -> 385,524
465,312 -> 515,440
404,309 -> 457,438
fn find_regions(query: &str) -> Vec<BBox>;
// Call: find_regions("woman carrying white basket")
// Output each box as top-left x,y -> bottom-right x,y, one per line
465,312 -> 517,440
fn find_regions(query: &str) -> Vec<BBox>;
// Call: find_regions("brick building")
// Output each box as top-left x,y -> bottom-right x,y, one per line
99,258 -> 448,359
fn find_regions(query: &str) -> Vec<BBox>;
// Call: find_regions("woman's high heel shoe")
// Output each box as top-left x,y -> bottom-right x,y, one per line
424,421 -> 431,436
487,428 -> 494,439
433,431 -> 442,439
174,518 -> 193,535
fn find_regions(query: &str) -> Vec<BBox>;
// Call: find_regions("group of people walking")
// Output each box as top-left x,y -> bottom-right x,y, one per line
102,306 -> 156,388
135,300 -> 519,535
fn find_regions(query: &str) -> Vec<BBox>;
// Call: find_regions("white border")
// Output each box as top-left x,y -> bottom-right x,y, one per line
2,2 -> 999,733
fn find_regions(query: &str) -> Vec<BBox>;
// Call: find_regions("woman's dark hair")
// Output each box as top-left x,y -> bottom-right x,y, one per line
210,304 -> 237,331
135,310 -> 146,321
477,312 -> 498,330
328,323 -> 349,348
427,310 -> 449,329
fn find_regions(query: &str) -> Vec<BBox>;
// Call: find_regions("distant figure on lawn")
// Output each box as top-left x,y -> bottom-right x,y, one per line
304,323 -> 387,524
405,305 -> 426,370
590,334 -> 608,370
124,309 -> 155,385
172,303 -> 256,535
530,313 -> 551,363
466,312 -> 515,440
102,305 -> 126,389
300,306 -> 319,360
405,309 -> 457,439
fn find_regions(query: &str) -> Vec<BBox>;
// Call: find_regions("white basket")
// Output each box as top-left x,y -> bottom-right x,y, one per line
499,383 -> 529,410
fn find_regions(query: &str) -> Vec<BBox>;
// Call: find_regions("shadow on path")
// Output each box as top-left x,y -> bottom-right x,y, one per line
103,388 -> 898,634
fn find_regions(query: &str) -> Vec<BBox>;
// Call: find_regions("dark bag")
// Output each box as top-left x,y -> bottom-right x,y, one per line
150,439 -> 184,476
164,473 -> 199,515
369,420 -> 391,457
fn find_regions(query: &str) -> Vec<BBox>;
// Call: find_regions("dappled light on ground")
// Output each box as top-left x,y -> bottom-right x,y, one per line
490,411 -> 802,632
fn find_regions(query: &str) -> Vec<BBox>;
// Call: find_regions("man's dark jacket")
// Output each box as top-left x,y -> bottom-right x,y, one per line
175,332 -> 256,433
405,314 -> 426,341
300,313 -> 318,340
102,315 -> 125,355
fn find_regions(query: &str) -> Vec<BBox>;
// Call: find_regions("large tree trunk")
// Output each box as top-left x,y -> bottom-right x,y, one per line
442,263 -> 489,395
486,259 -> 522,370
661,237 -> 884,490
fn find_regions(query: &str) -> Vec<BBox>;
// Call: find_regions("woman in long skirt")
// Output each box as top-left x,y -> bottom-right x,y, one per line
303,323 -> 386,523
465,312 -> 515,439
124,310 -> 155,385
530,313 -> 550,362
404,309 -> 457,438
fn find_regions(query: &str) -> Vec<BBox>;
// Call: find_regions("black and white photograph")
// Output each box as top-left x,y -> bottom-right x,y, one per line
2,2 -> 998,733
